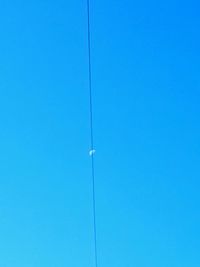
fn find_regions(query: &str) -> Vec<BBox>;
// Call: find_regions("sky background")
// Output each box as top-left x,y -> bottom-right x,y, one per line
0,0 -> 200,266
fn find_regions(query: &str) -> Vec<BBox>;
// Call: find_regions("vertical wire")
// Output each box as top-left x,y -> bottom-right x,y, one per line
86,0 -> 98,267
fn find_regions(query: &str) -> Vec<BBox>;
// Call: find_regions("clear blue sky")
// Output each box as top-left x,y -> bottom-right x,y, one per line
0,0 -> 200,266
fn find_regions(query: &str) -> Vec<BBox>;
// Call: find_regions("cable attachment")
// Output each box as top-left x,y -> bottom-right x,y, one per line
89,149 -> 96,156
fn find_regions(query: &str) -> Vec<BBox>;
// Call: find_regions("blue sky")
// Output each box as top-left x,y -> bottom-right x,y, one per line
0,0 -> 200,266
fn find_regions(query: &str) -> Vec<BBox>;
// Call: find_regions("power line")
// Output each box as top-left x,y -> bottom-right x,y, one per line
86,1 -> 98,267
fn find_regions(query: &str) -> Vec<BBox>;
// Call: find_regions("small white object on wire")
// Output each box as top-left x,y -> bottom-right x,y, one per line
89,149 -> 96,156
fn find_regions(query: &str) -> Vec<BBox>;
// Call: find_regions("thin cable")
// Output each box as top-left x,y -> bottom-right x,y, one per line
86,1 -> 98,267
